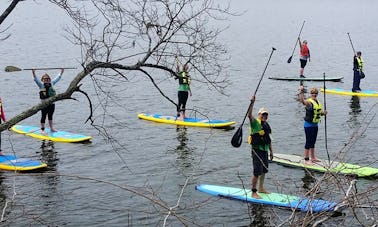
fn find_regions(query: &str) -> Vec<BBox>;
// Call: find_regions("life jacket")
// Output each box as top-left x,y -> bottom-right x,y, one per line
178,71 -> 190,85
39,83 -> 56,99
249,119 -> 271,145
300,44 -> 310,58
304,98 -> 322,123
356,57 -> 364,71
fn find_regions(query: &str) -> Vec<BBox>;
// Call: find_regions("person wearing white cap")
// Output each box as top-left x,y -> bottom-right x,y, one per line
247,96 -> 274,199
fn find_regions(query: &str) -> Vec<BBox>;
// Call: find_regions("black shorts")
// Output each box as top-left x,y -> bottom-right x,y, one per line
300,59 -> 308,68
252,148 -> 269,177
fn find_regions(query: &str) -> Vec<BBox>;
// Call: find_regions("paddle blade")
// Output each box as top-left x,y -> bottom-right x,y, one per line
287,56 -> 292,63
231,127 -> 243,148
5,65 -> 21,72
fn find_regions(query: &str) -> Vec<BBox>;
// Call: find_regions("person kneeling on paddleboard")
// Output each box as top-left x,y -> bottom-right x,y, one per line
32,69 -> 64,135
248,96 -> 274,199
298,86 -> 327,165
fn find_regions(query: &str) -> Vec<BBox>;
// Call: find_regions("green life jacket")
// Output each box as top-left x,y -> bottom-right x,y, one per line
39,83 -> 56,99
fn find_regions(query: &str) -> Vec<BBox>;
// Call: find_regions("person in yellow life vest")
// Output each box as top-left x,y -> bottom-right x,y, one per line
248,96 -> 273,199
298,86 -> 327,165
32,68 -> 64,135
175,62 -> 192,120
352,51 -> 364,92
0,97 -> 7,155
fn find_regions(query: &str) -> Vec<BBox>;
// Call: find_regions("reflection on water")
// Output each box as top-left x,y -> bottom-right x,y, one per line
348,96 -> 361,126
175,126 -> 195,169
39,140 -> 59,171
248,203 -> 272,227
301,170 -> 316,191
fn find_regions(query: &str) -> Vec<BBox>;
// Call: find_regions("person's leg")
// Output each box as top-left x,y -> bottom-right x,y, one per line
47,104 -> 56,132
41,108 -> 48,134
310,127 -> 319,161
304,127 -> 312,165
352,70 -> 360,92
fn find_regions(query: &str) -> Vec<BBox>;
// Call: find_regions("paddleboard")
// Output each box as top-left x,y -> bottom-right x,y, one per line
269,76 -> 343,82
138,113 -> 236,128
321,88 -> 378,97
0,154 -> 47,171
273,153 -> 378,178
196,184 -> 340,213
11,125 -> 92,143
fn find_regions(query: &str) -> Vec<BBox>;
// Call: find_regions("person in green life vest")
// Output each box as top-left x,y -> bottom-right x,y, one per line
176,62 -> 192,120
248,96 -> 274,199
32,69 -> 64,135
298,86 -> 327,165
0,97 -> 6,155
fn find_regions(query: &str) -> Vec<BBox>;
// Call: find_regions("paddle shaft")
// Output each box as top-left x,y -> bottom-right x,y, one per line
23,67 -> 77,70
323,72 -> 330,162
347,33 -> 356,54
288,20 -> 305,63
241,47 -> 276,125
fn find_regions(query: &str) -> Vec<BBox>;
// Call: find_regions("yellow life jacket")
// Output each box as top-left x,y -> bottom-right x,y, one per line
304,98 -> 322,123
356,57 -> 364,71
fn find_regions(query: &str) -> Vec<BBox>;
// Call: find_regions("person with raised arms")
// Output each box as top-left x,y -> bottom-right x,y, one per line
248,96 -> 274,199
298,86 -> 327,165
32,68 -> 64,135
175,61 -> 192,120
298,38 -> 310,78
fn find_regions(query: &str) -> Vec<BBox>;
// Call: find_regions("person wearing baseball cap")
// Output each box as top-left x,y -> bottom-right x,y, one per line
248,96 -> 274,199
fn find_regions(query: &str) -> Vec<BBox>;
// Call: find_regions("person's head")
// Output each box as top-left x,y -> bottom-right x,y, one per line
41,73 -> 51,83
302,40 -> 308,44
310,87 -> 319,98
258,107 -> 269,122
356,51 -> 362,56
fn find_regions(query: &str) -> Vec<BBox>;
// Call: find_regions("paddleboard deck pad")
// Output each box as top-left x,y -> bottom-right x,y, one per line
196,184 -> 340,212
321,88 -> 378,97
269,76 -> 343,82
138,113 -> 236,128
11,125 -> 92,143
273,153 -> 378,177
0,154 -> 47,171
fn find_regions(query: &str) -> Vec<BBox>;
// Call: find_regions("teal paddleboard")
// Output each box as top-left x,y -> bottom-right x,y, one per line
269,76 -> 343,82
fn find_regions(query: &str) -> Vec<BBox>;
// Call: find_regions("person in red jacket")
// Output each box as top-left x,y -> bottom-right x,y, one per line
0,97 -> 6,155
298,38 -> 310,78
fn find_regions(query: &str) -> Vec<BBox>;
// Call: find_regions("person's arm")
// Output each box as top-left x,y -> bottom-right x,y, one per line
269,143 -> 273,160
247,96 -> 256,122
0,98 -> 6,122
32,69 -> 43,88
52,69 -> 64,85
298,85 -> 309,107
298,37 -> 302,49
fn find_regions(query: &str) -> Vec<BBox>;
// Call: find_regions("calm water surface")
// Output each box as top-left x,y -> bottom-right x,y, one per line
0,0 -> 377,226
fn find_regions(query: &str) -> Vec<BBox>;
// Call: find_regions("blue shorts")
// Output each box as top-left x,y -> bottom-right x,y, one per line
304,126 -> 318,149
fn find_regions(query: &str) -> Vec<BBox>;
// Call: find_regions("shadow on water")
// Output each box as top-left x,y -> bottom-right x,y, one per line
301,170 -> 316,191
38,140 -> 59,172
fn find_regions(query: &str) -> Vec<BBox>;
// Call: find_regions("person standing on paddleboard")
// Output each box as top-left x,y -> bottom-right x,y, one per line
175,62 -> 192,120
0,97 -> 6,155
298,86 -> 327,165
248,96 -> 274,199
32,69 -> 64,135
352,51 -> 364,92
298,38 -> 310,78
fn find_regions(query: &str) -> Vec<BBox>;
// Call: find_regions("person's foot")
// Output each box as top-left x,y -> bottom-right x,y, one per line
252,192 -> 262,199
0,151 -> 5,156
41,130 -> 48,136
50,128 -> 57,133
300,75 -> 306,78
304,160 -> 313,165
258,189 -> 270,194
311,158 -> 321,162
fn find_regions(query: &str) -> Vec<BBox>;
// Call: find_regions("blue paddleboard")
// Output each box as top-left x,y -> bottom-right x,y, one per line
196,184 -> 341,213
0,154 -> 47,171
11,125 -> 92,143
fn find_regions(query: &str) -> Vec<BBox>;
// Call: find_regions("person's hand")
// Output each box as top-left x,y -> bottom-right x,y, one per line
32,69 -> 36,77
250,95 -> 256,102
61,68 -> 65,75
269,152 -> 274,161
298,85 -> 304,93
323,110 -> 328,115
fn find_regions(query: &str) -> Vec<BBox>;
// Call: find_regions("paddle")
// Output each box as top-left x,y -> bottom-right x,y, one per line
5,65 -> 77,72
231,47 -> 276,148
347,32 -> 356,54
323,72 -> 330,163
287,20 -> 305,63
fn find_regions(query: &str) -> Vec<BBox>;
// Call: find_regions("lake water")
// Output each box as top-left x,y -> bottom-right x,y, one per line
0,0 -> 377,226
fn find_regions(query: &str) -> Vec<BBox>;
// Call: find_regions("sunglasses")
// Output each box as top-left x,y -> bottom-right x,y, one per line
311,93 -> 318,95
